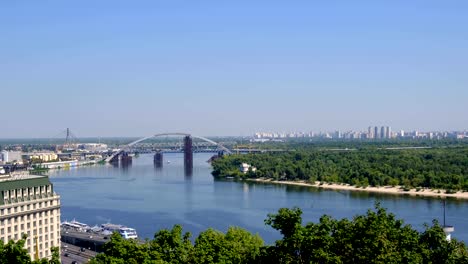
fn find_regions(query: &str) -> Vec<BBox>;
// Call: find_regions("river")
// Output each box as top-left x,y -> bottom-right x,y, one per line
49,153 -> 468,244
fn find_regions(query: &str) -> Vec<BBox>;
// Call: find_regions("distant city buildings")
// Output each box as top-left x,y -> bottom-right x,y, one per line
253,127 -> 467,141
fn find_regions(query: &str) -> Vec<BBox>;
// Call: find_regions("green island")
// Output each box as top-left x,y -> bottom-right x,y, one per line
212,141 -> 468,193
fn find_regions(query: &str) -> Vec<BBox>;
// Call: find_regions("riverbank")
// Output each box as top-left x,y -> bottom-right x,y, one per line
247,178 -> 468,200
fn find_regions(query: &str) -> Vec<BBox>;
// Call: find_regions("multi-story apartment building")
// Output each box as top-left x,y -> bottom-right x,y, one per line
0,172 -> 61,261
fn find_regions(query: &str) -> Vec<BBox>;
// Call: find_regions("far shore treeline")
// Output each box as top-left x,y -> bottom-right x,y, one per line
212,143 -> 468,192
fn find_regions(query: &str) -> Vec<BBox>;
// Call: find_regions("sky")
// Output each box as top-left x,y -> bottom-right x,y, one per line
1,1 -> 467,138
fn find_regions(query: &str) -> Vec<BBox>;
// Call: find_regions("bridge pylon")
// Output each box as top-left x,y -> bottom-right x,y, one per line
154,151 -> 163,168
184,136 -> 193,174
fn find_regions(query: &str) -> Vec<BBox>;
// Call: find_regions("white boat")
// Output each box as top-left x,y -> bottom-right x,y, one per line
119,227 -> 138,239
61,219 -> 90,232
101,223 -> 138,239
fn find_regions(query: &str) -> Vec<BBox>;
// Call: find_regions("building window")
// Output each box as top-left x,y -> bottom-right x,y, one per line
1,228 -> 4,235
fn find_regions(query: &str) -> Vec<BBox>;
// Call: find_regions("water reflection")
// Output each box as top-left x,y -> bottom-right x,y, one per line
184,164 -> 193,178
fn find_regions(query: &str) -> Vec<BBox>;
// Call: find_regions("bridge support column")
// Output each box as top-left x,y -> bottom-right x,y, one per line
184,136 -> 193,175
154,151 -> 163,168
120,152 -> 132,165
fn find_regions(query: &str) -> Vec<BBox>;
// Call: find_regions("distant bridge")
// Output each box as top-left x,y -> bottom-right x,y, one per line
105,133 -> 232,163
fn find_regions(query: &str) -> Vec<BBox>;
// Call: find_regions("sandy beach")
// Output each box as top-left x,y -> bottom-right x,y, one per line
247,178 -> 468,200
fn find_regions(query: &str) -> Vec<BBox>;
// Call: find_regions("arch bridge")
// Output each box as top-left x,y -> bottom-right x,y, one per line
105,132 -> 232,163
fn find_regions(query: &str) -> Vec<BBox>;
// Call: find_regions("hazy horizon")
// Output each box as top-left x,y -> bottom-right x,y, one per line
1,1 -> 467,138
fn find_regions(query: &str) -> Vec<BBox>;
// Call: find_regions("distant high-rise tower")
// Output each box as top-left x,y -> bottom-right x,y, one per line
368,126 -> 374,139
380,126 -> 386,139
374,126 -> 380,139
386,126 -> 391,139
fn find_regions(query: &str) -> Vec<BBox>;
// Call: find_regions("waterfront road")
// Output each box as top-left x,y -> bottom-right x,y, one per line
61,242 -> 97,264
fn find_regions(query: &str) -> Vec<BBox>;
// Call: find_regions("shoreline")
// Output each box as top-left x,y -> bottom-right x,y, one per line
246,178 -> 468,200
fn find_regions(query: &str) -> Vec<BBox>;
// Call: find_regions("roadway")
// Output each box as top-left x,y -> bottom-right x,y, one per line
61,242 -> 97,264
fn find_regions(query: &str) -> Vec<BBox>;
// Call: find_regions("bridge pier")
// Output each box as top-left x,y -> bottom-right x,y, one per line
184,136 -> 193,174
120,152 -> 132,165
154,151 -> 163,168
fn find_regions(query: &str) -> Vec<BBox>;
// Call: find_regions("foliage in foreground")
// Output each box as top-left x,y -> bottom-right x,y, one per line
212,148 -> 468,190
90,205 -> 468,264
0,235 -> 60,264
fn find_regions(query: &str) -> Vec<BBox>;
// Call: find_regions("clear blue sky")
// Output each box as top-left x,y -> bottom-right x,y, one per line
1,1 -> 467,137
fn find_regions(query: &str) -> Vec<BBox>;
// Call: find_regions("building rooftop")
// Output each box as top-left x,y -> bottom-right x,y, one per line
0,171 -> 45,183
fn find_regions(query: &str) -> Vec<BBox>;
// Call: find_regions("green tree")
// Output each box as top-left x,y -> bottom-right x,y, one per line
0,235 -> 31,264
193,227 -> 263,264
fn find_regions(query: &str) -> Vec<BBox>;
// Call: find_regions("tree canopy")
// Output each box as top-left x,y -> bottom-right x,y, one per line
0,234 -> 60,264
212,147 -> 468,191
88,205 -> 468,264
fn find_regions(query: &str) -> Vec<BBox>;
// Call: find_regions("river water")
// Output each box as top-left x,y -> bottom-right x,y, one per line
49,153 -> 468,244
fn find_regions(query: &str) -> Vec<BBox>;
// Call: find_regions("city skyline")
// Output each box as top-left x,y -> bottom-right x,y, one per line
1,1 -> 467,137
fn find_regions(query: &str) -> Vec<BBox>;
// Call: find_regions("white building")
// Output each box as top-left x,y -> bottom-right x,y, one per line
78,143 -> 108,152
0,172 -> 61,261
1,151 -> 23,164
239,163 -> 257,174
